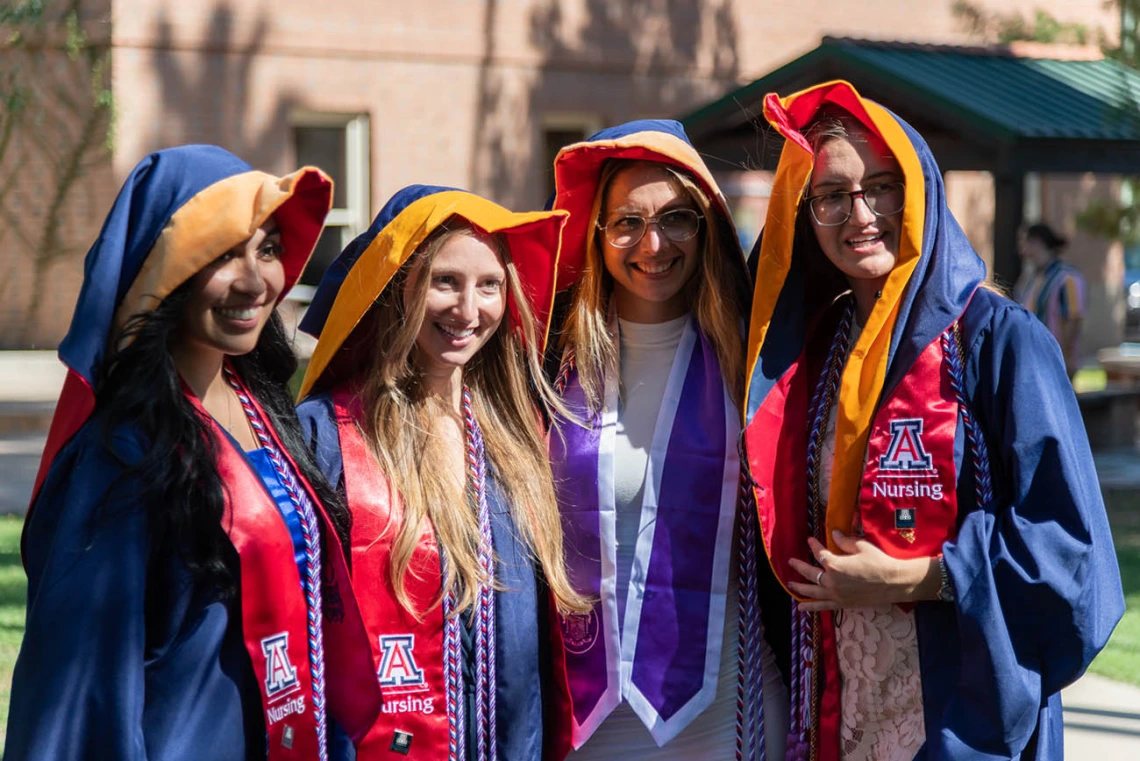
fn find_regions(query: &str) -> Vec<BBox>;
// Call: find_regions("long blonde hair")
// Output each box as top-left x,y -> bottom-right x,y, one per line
355,220 -> 590,617
559,159 -> 750,412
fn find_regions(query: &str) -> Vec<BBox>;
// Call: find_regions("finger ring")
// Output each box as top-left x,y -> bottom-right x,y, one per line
816,570 -> 824,585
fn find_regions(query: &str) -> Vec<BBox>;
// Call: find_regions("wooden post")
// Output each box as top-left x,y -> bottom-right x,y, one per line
992,172 -> 1025,288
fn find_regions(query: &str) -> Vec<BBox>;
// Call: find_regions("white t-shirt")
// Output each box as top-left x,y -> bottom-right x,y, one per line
613,315 -> 687,621
571,316 -> 789,760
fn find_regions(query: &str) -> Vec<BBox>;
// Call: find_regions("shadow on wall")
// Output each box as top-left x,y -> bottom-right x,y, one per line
0,1 -> 301,349
0,0 -> 115,349
468,0 -> 742,208
150,3 -> 299,175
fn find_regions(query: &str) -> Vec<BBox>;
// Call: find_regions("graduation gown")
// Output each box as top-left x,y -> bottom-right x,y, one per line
742,81 -> 1124,761
5,145 -> 379,760
294,184 -> 575,760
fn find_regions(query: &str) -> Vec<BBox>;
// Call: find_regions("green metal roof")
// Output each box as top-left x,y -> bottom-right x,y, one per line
683,37 -> 1140,143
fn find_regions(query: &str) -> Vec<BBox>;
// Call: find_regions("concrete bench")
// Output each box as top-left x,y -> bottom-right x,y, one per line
1077,386 -> 1140,450
1097,345 -> 1140,387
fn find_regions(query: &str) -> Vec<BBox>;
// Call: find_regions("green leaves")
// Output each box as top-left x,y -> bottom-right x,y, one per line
0,0 -> 47,27
1077,179 -> 1140,245
950,1 -> 1090,46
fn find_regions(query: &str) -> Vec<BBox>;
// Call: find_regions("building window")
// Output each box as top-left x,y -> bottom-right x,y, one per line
291,112 -> 370,293
542,115 -> 602,200
1023,172 -> 1042,224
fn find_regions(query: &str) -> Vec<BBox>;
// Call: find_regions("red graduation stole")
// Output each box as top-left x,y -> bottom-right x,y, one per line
333,388 -> 452,760
746,314 -> 962,580
857,330 -> 960,554
186,389 -> 380,759
332,387 -> 576,761
746,311 -> 963,761
806,330 -> 961,761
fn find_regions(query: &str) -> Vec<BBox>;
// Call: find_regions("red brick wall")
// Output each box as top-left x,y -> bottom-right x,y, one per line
111,0 -> 1118,208
2,0 -> 1120,347
0,0 -> 115,348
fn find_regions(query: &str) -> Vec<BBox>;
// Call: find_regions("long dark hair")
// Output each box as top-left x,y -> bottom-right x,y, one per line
95,283 -> 351,594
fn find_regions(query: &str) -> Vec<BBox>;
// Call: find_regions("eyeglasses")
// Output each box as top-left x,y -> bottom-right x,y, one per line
596,208 -> 702,248
804,181 -> 906,227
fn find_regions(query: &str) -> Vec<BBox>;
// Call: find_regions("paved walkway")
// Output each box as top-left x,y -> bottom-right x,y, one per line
0,351 -> 67,404
0,432 -> 45,517
1,350 -> 1140,755
0,352 -> 61,515
1063,674 -> 1140,756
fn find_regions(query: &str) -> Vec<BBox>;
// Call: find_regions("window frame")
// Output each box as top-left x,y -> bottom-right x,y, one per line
289,111 -> 371,298
541,113 -> 603,197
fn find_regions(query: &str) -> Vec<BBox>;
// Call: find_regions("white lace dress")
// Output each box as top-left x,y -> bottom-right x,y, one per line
820,324 -> 926,761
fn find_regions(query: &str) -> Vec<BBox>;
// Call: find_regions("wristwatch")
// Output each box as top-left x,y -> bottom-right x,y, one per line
937,553 -> 955,602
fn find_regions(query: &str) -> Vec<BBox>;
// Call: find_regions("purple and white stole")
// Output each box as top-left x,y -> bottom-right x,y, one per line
551,316 -> 740,748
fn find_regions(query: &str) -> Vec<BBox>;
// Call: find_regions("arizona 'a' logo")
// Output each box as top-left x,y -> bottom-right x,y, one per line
378,634 -> 426,692
261,632 -> 299,698
878,418 -> 934,472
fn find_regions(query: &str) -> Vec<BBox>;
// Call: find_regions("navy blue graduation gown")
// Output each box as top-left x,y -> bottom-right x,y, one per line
5,419 -> 265,761
298,393 -> 548,761
911,288 -> 1123,760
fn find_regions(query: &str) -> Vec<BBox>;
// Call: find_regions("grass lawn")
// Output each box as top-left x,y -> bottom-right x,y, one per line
0,516 -> 25,753
1088,491 -> 1140,686
1073,366 -> 1109,394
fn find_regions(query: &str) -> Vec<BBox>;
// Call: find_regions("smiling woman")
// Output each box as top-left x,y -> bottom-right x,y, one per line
408,227 -> 508,401
803,110 -> 905,324
743,80 -> 1123,761
4,146 -> 380,761
171,221 -> 287,450
294,185 -> 590,761
595,163 -> 702,323
545,120 -> 787,761
182,224 -> 284,336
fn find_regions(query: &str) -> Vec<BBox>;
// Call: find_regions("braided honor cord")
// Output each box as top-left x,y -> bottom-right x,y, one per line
792,299 -> 855,761
439,386 -> 499,761
442,580 -> 466,761
224,366 -> 328,761
463,387 -> 498,761
552,349 -> 576,398
942,323 -> 994,508
734,454 -> 766,761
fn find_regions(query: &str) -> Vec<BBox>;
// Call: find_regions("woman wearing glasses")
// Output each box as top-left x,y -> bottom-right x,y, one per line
546,120 -> 787,760
743,81 -> 1122,761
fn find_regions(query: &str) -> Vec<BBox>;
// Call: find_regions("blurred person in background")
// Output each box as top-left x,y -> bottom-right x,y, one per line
1017,222 -> 1086,379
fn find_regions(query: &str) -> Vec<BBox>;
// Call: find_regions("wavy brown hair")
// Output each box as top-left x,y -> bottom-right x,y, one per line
354,220 -> 590,617
559,159 -> 750,412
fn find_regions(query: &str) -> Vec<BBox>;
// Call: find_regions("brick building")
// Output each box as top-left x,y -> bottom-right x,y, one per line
0,0 -> 1122,351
